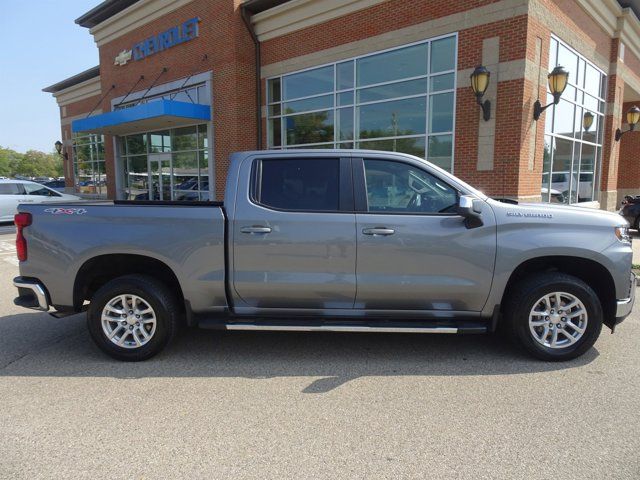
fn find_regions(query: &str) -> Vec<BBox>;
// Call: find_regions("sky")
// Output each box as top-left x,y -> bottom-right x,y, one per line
0,0 -> 101,153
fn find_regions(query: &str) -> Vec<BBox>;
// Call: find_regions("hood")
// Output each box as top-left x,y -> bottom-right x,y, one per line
488,199 -> 628,228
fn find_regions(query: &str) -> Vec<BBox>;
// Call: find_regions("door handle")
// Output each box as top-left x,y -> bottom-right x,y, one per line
362,227 -> 395,236
240,226 -> 272,234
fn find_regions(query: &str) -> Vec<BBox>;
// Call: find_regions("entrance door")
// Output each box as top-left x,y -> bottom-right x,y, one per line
149,153 -> 172,201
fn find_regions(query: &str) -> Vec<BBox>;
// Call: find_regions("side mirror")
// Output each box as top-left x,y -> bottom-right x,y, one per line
457,195 -> 483,228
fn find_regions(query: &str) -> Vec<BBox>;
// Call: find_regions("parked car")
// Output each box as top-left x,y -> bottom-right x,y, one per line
43,180 -> 66,193
12,150 -> 634,362
0,180 -> 81,222
619,195 -> 640,229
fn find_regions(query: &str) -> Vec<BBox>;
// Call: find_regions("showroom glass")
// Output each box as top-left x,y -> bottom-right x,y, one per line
120,124 -> 209,201
541,36 -> 606,204
115,83 -> 210,110
256,158 -> 340,211
267,35 -> 457,171
72,133 -> 106,196
363,159 -> 457,213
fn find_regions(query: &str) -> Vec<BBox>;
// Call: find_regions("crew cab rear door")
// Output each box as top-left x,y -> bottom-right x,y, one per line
353,155 -> 496,312
231,153 -> 356,312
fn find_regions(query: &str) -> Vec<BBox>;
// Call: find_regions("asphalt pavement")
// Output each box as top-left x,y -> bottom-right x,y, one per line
0,232 -> 638,479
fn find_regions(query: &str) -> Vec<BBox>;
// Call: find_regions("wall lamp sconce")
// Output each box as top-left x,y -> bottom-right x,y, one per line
533,66 -> 569,121
470,66 -> 491,121
583,111 -> 594,132
615,106 -> 640,141
54,140 -> 68,160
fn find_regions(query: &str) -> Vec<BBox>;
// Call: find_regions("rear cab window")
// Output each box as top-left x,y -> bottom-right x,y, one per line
254,158 -> 342,212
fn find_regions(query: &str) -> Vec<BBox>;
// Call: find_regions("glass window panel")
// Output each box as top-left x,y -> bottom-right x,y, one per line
582,111 -> 598,144
557,45 -> 578,86
268,78 -> 281,103
584,64 -> 601,97
577,58 -> 585,89
337,61 -> 354,90
363,159 -> 456,213
549,38 -> 558,72
283,65 -> 333,100
430,73 -> 455,92
285,110 -> 334,145
197,124 -> 208,149
430,36 -> 456,73
197,85 -> 210,104
126,156 -> 149,200
126,134 -> 147,155
427,134 -> 452,171
541,136 -> 553,202
550,137 -> 573,203
173,126 -> 198,151
552,99 -> 575,137
283,94 -> 333,114
544,92 -> 554,133
173,152 -> 199,201
338,91 -> 353,106
258,158 -> 340,211
338,142 -> 354,149
429,92 -> 454,133
268,104 -> 281,116
357,43 -> 428,87
358,97 -> 426,139
573,105 -> 583,141
338,107 -> 354,141
583,93 -> 599,112
269,118 -> 282,147
149,131 -> 171,153
358,137 -> 425,158
579,143 -> 595,202
357,78 -> 427,103
198,151 -> 209,193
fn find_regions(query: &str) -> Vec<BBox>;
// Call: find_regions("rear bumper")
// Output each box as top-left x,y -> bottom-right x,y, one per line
13,277 -> 49,311
614,272 -> 636,324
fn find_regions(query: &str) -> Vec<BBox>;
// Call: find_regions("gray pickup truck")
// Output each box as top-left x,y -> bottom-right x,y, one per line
12,150 -> 635,361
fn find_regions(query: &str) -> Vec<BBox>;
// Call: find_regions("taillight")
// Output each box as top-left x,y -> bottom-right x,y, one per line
14,212 -> 32,262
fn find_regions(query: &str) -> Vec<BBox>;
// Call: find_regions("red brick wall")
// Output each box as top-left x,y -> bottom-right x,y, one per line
617,101 -> 640,190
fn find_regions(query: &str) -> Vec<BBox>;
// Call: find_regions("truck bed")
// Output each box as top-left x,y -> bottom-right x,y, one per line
17,201 -> 228,315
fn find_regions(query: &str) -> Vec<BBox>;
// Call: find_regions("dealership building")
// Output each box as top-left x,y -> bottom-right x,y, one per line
44,0 -> 640,210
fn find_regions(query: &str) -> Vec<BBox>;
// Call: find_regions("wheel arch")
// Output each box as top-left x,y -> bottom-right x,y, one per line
73,254 -> 186,314
501,255 -> 616,329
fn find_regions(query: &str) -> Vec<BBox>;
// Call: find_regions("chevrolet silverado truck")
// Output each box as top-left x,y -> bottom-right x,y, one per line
12,150 -> 635,361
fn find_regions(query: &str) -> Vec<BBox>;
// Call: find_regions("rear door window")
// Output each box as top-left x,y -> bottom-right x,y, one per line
256,158 -> 340,211
24,183 -> 59,197
0,183 -> 23,195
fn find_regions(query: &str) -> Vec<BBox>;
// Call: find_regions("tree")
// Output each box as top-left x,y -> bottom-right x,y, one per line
0,146 -> 63,178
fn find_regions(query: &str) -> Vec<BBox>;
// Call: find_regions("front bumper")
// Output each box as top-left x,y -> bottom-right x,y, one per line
13,276 -> 49,311
615,272 -> 636,323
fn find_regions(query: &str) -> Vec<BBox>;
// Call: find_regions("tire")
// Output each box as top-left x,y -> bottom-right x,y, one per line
87,274 -> 181,361
503,272 -> 603,361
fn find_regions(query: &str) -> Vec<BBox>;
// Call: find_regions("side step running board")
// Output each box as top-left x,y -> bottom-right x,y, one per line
225,324 -> 459,334
197,319 -> 488,334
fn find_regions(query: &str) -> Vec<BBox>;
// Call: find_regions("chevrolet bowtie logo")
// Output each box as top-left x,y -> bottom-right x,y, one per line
114,49 -> 132,66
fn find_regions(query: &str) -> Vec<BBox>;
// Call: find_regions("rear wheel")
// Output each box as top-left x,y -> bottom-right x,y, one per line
504,272 -> 603,361
87,274 -> 181,361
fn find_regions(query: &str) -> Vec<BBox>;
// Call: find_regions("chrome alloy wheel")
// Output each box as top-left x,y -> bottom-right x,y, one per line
101,294 -> 157,349
528,292 -> 588,349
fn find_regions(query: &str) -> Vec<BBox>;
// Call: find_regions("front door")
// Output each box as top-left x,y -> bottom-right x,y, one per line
232,154 -> 356,311
148,153 -> 172,201
354,157 -> 496,312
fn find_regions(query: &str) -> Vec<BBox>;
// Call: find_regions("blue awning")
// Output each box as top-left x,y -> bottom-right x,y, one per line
72,100 -> 211,135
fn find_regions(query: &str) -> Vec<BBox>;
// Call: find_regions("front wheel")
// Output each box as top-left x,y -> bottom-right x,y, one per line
87,275 -> 181,361
504,272 -> 603,361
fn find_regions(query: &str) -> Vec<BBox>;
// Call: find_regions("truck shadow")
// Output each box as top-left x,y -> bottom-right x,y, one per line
0,312 -> 598,393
